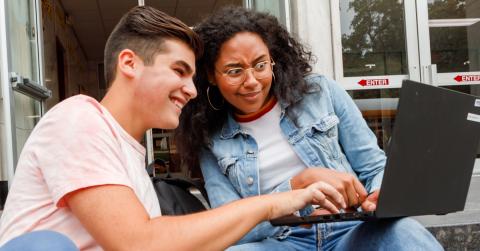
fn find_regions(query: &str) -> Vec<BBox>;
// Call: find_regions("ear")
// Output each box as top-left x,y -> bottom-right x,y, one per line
117,49 -> 139,79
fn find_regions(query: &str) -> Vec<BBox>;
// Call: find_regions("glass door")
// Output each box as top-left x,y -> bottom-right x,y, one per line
417,0 -> 480,86
1,0 -> 51,181
331,0 -> 421,149
333,0 -> 420,90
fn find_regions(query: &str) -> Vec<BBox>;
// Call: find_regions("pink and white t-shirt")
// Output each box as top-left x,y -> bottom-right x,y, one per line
0,95 -> 161,250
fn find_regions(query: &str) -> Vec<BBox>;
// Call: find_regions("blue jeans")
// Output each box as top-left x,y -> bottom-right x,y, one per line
0,231 -> 78,251
227,218 -> 444,251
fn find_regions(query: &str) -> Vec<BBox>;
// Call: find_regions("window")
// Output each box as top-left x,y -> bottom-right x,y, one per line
341,0 -> 408,78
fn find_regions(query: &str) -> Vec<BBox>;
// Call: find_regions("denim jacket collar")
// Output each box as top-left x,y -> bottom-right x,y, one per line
220,114 -> 242,139
278,74 -> 322,109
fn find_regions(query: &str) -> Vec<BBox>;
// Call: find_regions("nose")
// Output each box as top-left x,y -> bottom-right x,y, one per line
183,78 -> 197,100
242,69 -> 260,88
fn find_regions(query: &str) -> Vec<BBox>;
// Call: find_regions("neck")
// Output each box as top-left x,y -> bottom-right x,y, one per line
101,80 -> 146,141
234,95 -> 277,123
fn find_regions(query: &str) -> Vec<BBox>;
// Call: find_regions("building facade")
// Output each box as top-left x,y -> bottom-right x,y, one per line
0,0 -> 478,219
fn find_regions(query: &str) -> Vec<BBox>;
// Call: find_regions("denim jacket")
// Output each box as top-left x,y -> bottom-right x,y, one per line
199,74 -> 386,244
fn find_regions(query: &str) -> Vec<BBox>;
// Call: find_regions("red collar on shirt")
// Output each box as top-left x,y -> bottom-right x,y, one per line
234,96 -> 277,123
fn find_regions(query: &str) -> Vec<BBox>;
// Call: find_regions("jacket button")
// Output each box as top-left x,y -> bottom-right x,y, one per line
246,176 -> 254,185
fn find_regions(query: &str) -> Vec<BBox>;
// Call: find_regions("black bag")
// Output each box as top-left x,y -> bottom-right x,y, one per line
151,176 -> 209,215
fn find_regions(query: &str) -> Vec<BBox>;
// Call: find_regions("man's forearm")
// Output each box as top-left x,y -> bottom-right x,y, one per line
145,195 -> 272,251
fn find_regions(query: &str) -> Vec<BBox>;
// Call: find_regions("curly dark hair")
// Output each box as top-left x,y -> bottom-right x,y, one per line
175,6 -> 314,170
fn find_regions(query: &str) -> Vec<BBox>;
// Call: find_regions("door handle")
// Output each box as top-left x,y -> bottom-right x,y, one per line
421,64 -> 437,85
10,72 -> 51,100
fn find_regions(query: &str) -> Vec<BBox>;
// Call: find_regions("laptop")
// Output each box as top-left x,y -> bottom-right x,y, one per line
270,80 -> 480,226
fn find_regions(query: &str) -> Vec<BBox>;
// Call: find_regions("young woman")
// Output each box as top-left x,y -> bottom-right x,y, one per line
176,6 -> 443,251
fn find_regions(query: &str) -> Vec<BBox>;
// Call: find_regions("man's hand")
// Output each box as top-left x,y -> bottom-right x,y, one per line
361,190 -> 380,211
269,181 -> 346,220
291,168 -> 368,208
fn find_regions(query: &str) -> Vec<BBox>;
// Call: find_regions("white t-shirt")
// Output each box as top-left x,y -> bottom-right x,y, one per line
238,103 -> 306,194
0,95 -> 161,250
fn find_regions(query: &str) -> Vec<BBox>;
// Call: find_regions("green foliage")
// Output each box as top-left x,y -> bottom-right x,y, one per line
341,0 -> 406,76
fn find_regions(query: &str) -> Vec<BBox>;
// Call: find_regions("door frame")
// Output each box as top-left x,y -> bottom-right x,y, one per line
0,0 -> 49,183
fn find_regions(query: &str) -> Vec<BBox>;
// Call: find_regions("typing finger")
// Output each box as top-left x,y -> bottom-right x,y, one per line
345,178 -> 360,207
312,191 -> 339,214
310,181 -> 346,209
352,178 -> 368,203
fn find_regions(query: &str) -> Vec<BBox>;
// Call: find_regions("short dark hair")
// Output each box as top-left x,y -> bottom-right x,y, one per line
104,6 -> 203,84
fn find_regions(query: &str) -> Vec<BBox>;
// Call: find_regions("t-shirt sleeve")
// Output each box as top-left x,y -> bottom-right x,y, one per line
33,99 -> 134,207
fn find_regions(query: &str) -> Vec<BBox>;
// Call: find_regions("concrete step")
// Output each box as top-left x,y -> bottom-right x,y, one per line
414,176 -> 480,250
426,223 -> 479,250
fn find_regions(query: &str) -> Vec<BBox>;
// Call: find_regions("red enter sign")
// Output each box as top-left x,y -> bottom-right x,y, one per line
358,79 -> 390,86
454,75 -> 480,82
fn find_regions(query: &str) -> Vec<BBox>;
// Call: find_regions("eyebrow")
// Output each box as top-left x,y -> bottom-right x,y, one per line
174,60 -> 194,75
223,55 -> 269,68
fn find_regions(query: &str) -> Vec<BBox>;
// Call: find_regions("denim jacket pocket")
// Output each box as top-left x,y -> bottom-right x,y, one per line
218,157 -> 238,176
307,114 -> 342,160
217,157 -> 244,193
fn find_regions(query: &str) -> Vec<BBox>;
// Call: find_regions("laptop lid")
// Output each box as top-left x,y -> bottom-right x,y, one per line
269,80 -> 480,226
376,80 -> 480,218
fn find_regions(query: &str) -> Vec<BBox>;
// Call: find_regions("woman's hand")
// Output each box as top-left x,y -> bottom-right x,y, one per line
361,190 -> 379,211
267,181 -> 346,220
290,168 -> 368,208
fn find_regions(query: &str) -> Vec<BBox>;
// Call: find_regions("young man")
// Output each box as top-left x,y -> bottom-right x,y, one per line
0,6 -> 344,251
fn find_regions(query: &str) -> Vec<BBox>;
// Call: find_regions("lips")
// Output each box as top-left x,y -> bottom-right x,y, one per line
239,90 -> 261,97
170,96 -> 187,110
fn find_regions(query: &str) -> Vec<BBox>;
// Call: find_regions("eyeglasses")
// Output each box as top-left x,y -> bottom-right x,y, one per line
216,59 -> 275,86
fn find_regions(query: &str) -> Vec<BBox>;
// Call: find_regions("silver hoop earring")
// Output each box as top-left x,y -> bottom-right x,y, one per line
272,72 -> 276,82
207,86 -> 224,111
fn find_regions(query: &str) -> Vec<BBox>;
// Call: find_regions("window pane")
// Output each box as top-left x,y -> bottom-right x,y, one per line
428,0 -> 480,73
428,0 -> 475,19
152,129 -> 181,175
349,89 -> 400,150
7,0 -> 39,83
340,0 -> 408,77
14,92 -> 41,161
252,0 -> 288,28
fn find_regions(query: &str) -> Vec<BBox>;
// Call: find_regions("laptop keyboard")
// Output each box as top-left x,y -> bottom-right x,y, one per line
270,211 -> 376,226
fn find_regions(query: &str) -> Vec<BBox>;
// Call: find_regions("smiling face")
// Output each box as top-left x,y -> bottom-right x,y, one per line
212,32 -> 273,115
135,39 -> 197,129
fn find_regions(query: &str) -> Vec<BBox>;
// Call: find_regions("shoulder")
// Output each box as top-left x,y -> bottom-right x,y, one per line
286,74 -> 349,121
303,74 -> 340,93
294,74 -> 337,104
46,95 -> 105,119
41,95 -> 113,133
301,74 -> 350,105
27,95 -> 120,151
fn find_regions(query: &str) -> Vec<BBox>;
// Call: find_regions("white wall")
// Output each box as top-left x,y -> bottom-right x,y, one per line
291,0 -> 335,78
